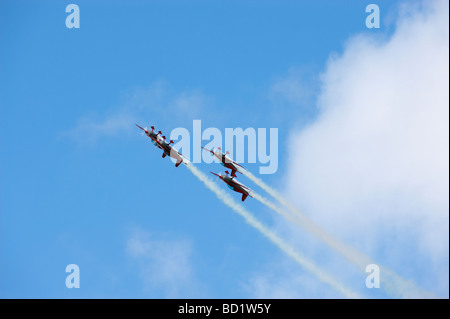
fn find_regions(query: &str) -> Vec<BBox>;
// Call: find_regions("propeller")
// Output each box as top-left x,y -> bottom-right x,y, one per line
169,140 -> 174,145
151,126 -> 155,131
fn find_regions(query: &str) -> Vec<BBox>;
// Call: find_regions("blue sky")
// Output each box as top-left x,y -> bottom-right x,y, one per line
1,0 -> 448,298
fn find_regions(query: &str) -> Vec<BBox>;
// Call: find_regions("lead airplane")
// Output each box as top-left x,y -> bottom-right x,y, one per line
136,124 -> 185,167
210,171 -> 253,202
202,147 -> 244,178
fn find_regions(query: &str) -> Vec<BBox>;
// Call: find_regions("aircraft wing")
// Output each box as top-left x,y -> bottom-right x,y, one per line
234,162 -> 244,168
210,172 -> 221,178
224,155 -> 244,169
201,146 -> 214,154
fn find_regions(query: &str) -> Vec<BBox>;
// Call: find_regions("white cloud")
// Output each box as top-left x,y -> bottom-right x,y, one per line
268,67 -> 320,125
64,81 -> 211,145
282,0 -> 448,297
63,112 -> 136,146
245,0 -> 448,298
126,229 -> 207,298
270,67 -> 315,106
243,258 -> 345,299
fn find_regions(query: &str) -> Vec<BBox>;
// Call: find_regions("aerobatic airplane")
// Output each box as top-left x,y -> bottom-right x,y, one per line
210,171 -> 253,202
202,147 -> 244,178
136,124 -> 185,167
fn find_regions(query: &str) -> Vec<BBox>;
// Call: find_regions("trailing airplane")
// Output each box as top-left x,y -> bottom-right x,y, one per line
210,171 -> 253,202
136,124 -> 185,167
202,146 -> 244,178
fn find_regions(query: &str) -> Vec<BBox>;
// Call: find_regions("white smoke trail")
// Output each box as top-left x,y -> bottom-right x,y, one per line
242,169 -> 435,298
184,161 -> 361,298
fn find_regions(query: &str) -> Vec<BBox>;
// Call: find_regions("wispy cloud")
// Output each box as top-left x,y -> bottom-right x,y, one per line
269,67 -> 318,106
63,81 -> 211,145
63,112 -> 136,146
243,259 -> 343,299
126,228 -> 207,298
268,66 -> 320,124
